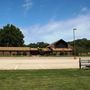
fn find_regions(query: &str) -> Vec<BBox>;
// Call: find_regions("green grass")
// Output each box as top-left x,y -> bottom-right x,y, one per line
0,69 -> 90,90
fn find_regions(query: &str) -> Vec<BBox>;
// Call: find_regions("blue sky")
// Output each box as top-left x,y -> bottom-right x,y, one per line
0,0 -> 90,44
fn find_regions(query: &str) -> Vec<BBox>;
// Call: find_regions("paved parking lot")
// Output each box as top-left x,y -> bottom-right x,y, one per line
0,57 -> 81,70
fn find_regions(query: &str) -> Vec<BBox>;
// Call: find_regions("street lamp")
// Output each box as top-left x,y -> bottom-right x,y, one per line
73,28 -> 77,59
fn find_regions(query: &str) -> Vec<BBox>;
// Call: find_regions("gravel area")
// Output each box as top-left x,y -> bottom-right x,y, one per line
0,57 -> 80,70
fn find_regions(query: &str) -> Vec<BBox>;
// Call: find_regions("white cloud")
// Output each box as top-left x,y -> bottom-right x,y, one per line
22,0 -> 32,12
81,7 -> 88,12
22,13 -> 90,44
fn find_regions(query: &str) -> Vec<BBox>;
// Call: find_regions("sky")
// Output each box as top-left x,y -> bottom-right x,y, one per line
0,0 -> 90,44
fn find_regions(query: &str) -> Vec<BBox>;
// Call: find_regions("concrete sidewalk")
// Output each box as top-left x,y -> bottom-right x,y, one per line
0,57 -> 79,70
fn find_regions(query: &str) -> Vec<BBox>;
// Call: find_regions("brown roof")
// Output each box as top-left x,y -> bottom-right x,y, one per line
52,48 -> 72,51
47,39 -> 73,49
0,47 -> 72,52
0,47 -> 35,51
0,47 -> 50,51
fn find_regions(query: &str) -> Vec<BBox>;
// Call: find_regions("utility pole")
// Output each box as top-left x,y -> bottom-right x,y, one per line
73,28 -> 77,59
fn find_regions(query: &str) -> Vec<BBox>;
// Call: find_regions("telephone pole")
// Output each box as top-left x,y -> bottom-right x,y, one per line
73,28 -> 77,59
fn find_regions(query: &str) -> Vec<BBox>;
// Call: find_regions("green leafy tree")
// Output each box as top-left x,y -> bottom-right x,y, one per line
28,43 -> 38,48
37,42 -> 49,48
68,38 -> 90,55
28,42 -> 49,48
0,24 -> 24,47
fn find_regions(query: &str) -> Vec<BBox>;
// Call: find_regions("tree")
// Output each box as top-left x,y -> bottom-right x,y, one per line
28,43 -> 38,48
68,38 -> 90,55
0,24 -> 24,47
37,42 -> 49,48
28,42 -> 49,48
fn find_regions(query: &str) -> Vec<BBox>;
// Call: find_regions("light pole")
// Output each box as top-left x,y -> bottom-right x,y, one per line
73,28 -> 77,59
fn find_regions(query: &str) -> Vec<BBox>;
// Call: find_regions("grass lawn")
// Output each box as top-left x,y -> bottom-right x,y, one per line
0,69 -> 90,90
